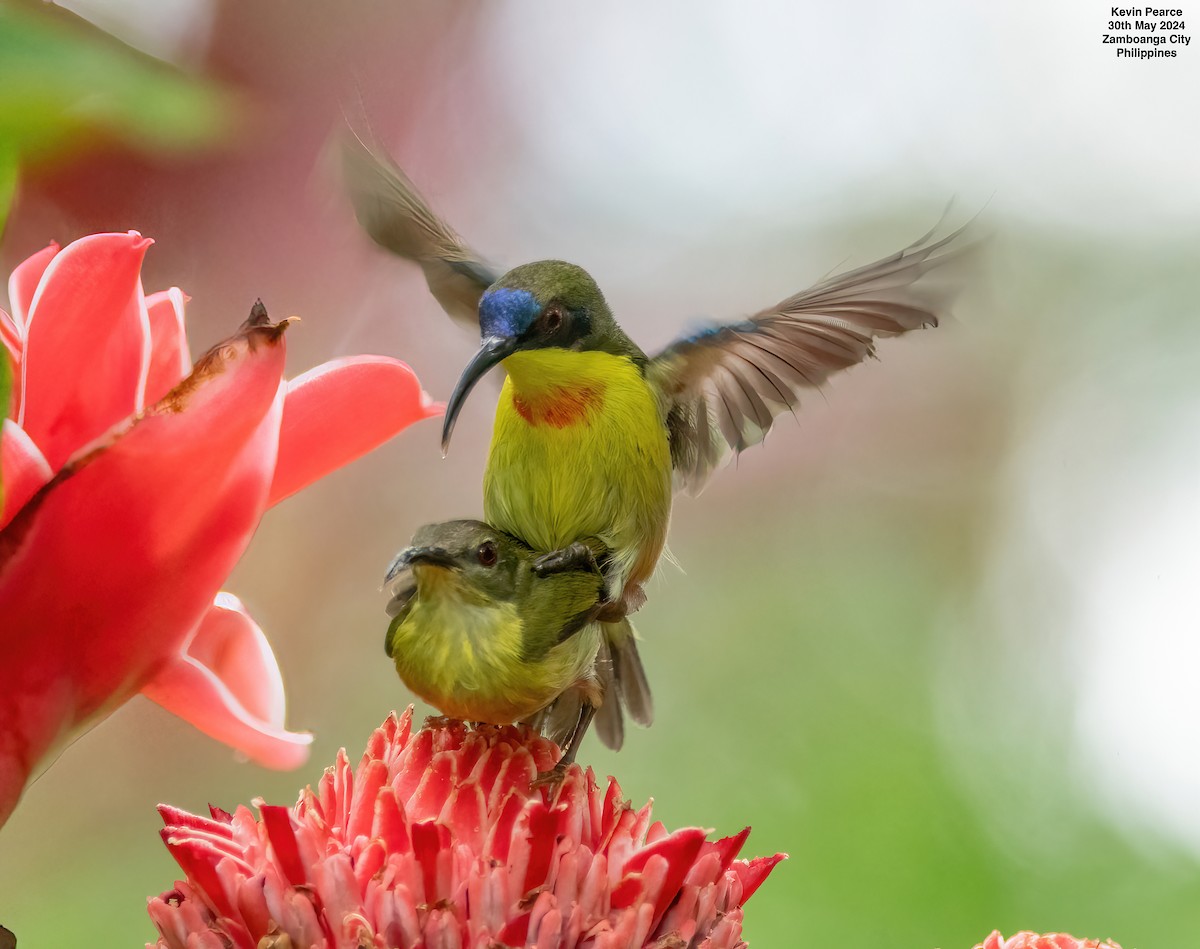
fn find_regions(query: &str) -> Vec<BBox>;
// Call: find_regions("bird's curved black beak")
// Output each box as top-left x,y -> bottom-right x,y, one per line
387,546 -> 459,580
442,335 -> 518,453
383,546 -> 460,617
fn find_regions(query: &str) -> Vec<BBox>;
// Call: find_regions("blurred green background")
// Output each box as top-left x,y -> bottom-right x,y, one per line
2,1 -> 1198,946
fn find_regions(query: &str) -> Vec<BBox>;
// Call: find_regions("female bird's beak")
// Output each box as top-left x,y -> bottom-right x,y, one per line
442,335 -> 518,453
383,546 -> 462,617
389,546 -> 460,576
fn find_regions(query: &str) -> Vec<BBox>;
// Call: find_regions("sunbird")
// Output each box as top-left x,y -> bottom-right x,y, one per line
346,134 -> 970,731
384,519 -> 649,773
343,134 -> 969,609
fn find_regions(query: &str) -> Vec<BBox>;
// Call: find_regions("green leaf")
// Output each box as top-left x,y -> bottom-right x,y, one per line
0,3 -> 234,162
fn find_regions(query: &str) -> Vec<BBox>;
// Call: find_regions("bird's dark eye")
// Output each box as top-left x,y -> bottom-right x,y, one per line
542,305 -> 564,333
477,541 -> 498,567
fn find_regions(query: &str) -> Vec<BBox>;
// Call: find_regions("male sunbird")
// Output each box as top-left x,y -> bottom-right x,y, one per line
346,134 -> 970,725
384,519 -> 648,772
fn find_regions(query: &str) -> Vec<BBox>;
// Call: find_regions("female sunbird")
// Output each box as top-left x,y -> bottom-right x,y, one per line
384,519 -> 648,773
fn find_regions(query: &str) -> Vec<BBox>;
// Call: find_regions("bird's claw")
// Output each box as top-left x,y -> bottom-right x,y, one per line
530,763 -> 568,790
533,542 -> 599,578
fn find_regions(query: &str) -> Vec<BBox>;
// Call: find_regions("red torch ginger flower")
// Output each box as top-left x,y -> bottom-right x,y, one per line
0,233 -> 440,827
149,709 -> 784,949
975,933 -> 1123,949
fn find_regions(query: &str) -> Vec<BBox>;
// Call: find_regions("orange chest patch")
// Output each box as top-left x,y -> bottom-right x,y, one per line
512,385 -> 602,428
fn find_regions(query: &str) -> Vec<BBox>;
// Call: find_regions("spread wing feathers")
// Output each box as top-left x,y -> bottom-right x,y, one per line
340,131 -> 498,329
648,223 -> 973,494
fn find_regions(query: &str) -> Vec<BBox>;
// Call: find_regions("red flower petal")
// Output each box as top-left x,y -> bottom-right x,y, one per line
622,826 -> 707,926
143,288 -> 192,406
20,232 -> 153,470
0,315 -> 289,826
484,788 -> 526,866
497,911 -> 531,946
711,826 -> 751,873
3,243 -> 58,425
0,421 -> 52,529
267,356 -> 441,507
5,242 -> 58,333
260,804 -> 307,887
410,750 -> 456,819
735,852 -> 788,903
443,780 -> 487,854
371,786 -> 411,856
159,836 -> 243,920
158,804 -> 234,838
347,757 -> 388,842
411,820 -> 443,903
140,593 -> 311,770
522,801 -> 558,893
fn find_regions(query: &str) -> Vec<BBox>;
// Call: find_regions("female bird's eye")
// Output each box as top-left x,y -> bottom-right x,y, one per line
477,541 -> 498,567
542,305 -> 564,332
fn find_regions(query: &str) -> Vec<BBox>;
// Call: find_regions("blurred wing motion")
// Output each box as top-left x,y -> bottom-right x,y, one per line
648,223 -> 976,494
341,131 -> 498,329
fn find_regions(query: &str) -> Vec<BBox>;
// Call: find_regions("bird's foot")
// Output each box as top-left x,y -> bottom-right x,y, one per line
530,763 -> 568,790
533,542 -> 599,577
531,701 -> 595,791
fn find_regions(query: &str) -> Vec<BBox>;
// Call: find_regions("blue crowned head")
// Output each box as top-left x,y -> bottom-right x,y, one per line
442,260 -> 630,450
479,287 -> 540,341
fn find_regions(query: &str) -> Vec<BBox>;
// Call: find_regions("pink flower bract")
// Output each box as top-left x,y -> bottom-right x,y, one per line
0,233 -> 441,827
149,710 -> 785,949
975,932 -> 1123,949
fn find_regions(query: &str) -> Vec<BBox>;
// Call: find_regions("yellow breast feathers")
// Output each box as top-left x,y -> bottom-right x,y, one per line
485,348 -> 673,584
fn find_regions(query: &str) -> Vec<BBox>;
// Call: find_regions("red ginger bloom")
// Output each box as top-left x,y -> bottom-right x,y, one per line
149,710 -> 784,949
0,233 -> 440,827
975,933 -> 1122,949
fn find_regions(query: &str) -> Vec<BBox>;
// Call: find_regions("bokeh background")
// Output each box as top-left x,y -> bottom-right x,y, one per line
2,1 -> 1199,945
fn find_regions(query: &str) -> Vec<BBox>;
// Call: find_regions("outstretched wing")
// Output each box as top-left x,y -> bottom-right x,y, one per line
341,131 -> 499,329
647,223 -> 975,495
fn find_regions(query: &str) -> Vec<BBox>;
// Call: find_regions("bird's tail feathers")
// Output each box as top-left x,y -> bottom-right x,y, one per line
606,617 -> 654,730
593,636 -> 624,751
589,616 -> 654,753
530,619 -> 654,755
